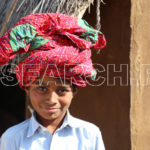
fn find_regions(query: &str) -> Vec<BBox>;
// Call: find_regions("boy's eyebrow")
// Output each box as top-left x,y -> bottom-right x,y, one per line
34,80 -> 71,88
57,85 -> 71,88
34,80 -> 48,86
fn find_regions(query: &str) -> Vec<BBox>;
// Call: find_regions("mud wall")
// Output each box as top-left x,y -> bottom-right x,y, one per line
70,1 -> 131,150
130,0 -> 150,150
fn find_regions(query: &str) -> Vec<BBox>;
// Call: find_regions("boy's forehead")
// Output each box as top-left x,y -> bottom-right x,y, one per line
33,77 -> 71,87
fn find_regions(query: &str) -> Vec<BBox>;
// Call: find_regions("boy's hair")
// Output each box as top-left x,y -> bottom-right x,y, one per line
72,84 -> 77,93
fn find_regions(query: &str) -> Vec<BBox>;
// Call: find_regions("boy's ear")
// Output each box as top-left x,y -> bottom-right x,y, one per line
73,87 -> 78,96
24,87 -> 30,95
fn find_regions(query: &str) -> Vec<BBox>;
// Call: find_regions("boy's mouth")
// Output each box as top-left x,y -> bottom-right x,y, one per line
44,107 -> 59,113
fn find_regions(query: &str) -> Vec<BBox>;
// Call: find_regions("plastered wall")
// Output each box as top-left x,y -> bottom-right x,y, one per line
130,0 -> 150,150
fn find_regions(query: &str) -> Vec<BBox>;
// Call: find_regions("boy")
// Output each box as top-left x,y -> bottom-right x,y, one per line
0,13 -> 106,150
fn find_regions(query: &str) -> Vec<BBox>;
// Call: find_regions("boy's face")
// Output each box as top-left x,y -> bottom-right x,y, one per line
25,76 -> 74,124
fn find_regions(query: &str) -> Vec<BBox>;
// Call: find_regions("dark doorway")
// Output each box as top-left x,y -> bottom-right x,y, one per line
0,65 -> 25,136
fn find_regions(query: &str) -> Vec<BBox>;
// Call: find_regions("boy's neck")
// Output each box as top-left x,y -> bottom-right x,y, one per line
36,112 -> 66,135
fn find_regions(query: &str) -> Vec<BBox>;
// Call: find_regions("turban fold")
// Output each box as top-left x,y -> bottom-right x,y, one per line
0,13 -> 106,88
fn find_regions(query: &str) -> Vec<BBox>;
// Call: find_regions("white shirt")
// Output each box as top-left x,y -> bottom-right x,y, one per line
0,111 -> 105,150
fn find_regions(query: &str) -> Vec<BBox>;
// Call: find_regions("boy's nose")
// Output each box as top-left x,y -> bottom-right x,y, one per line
46,91 -> 58,104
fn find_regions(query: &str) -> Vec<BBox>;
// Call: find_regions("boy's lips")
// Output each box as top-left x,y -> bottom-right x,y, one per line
44,106 -> 59,112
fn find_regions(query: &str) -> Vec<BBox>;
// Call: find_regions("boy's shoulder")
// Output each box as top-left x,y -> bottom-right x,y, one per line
70,115 -> 100,132
1,118 -> 30,139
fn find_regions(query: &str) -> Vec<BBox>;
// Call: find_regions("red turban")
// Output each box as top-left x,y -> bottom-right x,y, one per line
0,13 -> 106,89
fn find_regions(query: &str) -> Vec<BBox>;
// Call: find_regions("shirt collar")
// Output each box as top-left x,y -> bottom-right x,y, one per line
27,111 -> 41,138
60,110 -> 82,128
27,110 -> 81,137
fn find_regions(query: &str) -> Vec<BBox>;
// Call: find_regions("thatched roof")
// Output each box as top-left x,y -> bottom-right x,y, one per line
0,0 -> 97,35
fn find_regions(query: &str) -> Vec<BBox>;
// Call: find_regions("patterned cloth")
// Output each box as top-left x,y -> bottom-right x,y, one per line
0,13 -> 106,88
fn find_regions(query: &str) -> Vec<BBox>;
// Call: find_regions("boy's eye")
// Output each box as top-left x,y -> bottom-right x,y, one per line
57,89 -> 68,94
37,86 -> 47,92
